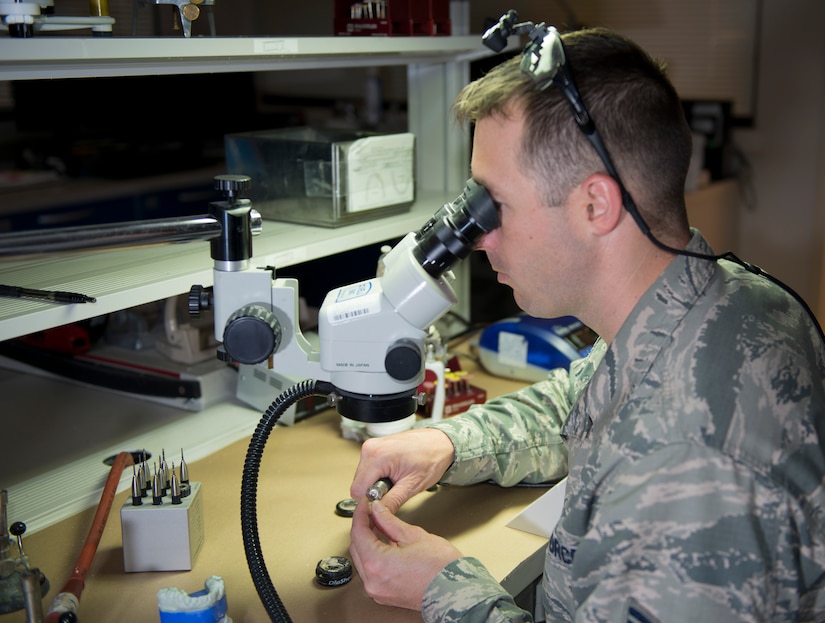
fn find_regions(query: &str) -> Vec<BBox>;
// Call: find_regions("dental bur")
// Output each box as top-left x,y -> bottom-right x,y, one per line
366,478 -> 393,501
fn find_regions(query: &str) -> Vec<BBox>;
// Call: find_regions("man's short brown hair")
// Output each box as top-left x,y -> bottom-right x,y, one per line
453,28 -> 692,236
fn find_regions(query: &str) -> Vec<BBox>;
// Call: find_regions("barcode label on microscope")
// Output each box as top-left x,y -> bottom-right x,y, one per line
333,307 -> 371,322
328,280 -> 379,324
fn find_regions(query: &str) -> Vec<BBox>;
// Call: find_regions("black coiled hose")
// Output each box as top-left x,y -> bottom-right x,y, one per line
241,378 -> 336,622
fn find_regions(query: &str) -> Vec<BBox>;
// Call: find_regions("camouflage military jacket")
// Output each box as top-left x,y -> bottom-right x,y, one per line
422,231 -> 825,623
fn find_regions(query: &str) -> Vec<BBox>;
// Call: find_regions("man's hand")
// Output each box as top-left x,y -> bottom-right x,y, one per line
349,497 -> 462,610
350,427 -> 456,514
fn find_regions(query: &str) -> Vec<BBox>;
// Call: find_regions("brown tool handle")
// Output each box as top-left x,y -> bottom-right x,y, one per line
45,451 -> 134,623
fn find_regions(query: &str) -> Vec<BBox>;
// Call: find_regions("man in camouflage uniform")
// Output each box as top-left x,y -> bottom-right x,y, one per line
348,24 -> 825,623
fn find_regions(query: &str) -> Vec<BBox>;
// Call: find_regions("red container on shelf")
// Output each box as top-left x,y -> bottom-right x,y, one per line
334,0 -> 451,36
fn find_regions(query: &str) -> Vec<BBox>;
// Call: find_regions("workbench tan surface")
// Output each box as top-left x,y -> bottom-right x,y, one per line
2,375 -> 548,622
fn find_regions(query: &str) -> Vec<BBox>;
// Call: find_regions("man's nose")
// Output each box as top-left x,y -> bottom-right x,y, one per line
475,230 -> 495,251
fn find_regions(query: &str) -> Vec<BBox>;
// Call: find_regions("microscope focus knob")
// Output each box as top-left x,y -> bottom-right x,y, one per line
222,304 -> 281,364
188,285 -> 211,318
384,339 -> 422,382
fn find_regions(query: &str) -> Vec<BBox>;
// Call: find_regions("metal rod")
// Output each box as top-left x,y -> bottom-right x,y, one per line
0,490 -> 9,561
21,570 -> 45,623
0,214 -> 223,257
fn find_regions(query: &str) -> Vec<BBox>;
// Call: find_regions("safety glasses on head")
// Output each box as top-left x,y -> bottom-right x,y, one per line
482,10 -> 650,239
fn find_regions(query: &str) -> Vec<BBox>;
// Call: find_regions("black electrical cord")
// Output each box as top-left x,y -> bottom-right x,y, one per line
241,378 -> 336,623
582,118 -> 825,346
485,11 -> 825,346
577,114 -> 825,346
549,25 -> 825,347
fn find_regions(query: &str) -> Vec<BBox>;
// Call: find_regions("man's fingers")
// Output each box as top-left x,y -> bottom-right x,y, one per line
368,500 -> 413,544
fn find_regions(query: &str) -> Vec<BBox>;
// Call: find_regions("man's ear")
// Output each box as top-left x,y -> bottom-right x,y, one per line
582,173 -> 624,236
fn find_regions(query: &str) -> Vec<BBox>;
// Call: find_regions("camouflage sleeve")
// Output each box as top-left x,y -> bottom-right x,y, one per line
426,339 -> 606,487
422,557 -> 533,623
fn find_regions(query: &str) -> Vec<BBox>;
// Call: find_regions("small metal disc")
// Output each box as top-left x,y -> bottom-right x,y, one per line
335,498 -> 358,517
181,3 -> 200,21
315,556 -> 353,587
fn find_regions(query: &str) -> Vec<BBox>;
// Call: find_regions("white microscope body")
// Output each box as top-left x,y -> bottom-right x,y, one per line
197,176 -> 497,428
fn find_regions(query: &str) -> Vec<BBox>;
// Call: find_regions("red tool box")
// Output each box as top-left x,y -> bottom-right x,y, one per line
334,0 -> 451,36
418,355 -> 487,418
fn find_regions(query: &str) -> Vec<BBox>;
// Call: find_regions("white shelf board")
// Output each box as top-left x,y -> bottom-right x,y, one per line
0,366 -> 265,535
0,35 -> 493,80
0,191 -> 450,342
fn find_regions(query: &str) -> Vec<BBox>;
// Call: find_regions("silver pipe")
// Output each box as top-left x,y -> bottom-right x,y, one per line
0,211 -> 263,257
0,214 -> 223,257
21,570 -> 45,623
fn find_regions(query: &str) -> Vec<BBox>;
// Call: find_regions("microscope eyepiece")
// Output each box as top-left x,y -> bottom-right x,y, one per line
412,179 -> 499,278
